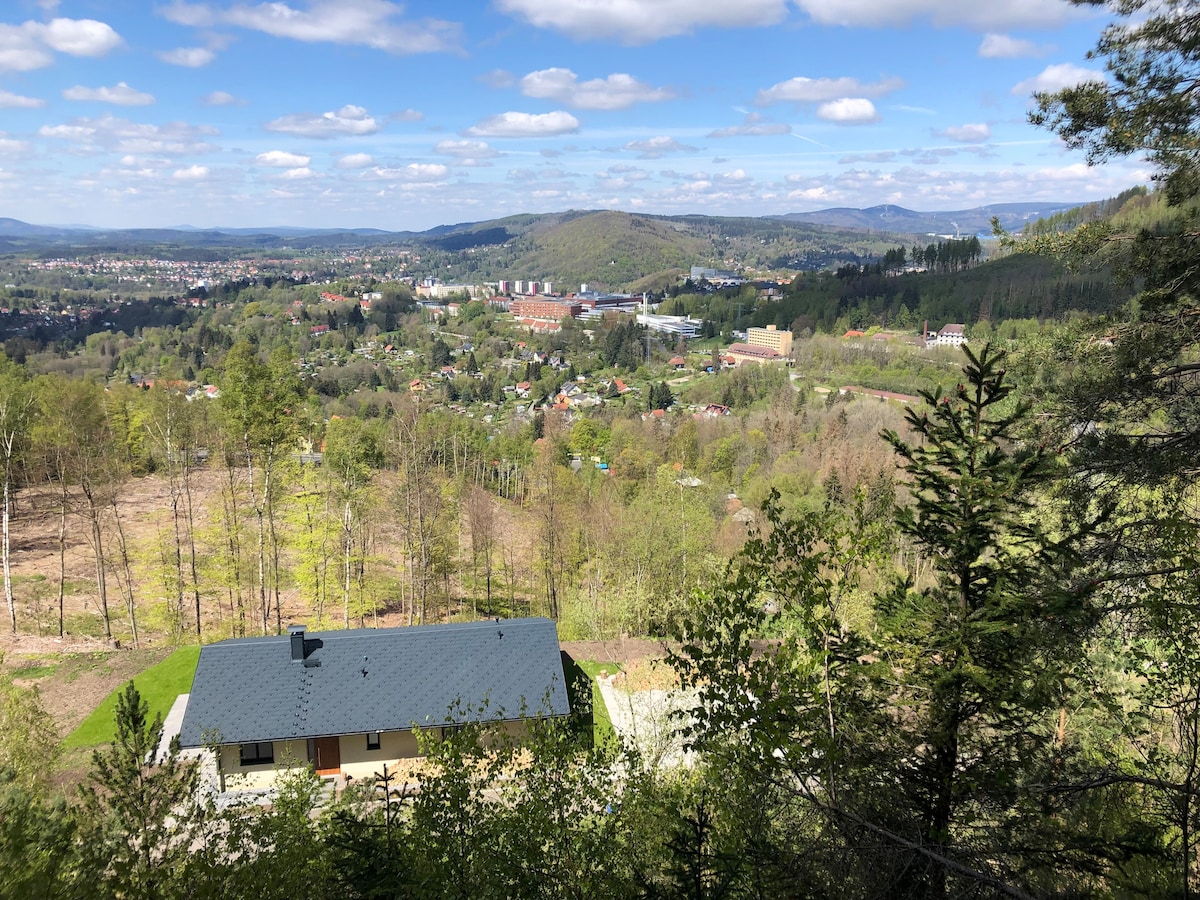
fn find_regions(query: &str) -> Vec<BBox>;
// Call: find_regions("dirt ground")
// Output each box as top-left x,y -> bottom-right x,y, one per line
0,633 -> 172,738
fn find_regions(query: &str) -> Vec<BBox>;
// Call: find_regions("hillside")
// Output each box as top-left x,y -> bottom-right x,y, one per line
774,201 -> 1083,235
410,210 -> 919,291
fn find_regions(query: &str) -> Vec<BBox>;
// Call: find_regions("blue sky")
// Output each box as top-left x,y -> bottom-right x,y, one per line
0,0 -> 1147,231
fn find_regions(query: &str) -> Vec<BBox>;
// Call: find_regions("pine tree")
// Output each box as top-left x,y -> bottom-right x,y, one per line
78,682 -> 200,899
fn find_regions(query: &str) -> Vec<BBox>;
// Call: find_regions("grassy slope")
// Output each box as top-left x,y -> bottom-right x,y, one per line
572,659 -> 621,748
64,645 -> 200,749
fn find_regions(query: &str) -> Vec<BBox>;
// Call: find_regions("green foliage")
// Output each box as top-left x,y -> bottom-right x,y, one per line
0,769 -> 80,898
0,659 -> 60,796
77,681 -> 200,899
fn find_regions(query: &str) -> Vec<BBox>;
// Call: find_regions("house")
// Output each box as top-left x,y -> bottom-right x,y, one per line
669,356 -> 686,370
177,618 -> 571,791
931,323 -> 968,347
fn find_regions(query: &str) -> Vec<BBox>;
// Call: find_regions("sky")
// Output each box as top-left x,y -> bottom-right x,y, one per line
0,0 -> 1151,231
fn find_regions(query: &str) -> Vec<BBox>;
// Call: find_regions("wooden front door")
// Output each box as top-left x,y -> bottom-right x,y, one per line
312,737 -> 341,775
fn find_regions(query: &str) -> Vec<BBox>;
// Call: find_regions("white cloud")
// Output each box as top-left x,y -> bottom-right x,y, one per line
1034,162 -> 1094,180
792,0 -> 1077,30
158,46 -> 216,66
39,116 -> 219,155
709,112 -> 790,138
257,150 -> 311,167
63,82 -> 155,106
519,68 -> 673,110
202,90 -> 242,106
434,139 -> 500,165
120,155 -> 171,168
39,123 -> 96,140
0,89 -> 44,109
940,123 -> 991,142
817,98 -> 879,124
495,0 -> 789,43
757,75 -> 903,105
281,166 -> 314,179
788,185 -> 841,203
717,168 -> 752,184
0,136 -> 30,155
364,162 -> 449,181
159,0 -> 463,55
465,110 -> 579,138
336,152 -> 373,168
978,33 -> 1044,58
624,136 -> 698,158
266,104 -> 379,138
0,17 -> 122,72
36,18 -> 123,56
173,164 -> 209,180
391,108 -> 423,122
435,139 -> 495,157
0,31 -> 53,72
1012,63 -> 1105,96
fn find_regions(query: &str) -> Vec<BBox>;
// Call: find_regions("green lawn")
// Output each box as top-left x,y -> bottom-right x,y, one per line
64,645 -> 201,749
572,659 -> 622,749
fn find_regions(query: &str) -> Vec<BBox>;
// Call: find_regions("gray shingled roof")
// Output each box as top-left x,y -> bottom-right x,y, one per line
178,617 -> 569,748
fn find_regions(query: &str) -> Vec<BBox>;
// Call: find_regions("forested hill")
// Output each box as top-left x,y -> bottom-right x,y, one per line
764,249 -> 1119,334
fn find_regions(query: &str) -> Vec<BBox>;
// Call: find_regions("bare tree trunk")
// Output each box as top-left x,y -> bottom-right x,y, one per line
182,461 -> 202,640
3,472 -> 14,632
343,499 -> 352,628
57,486 -> 67,638
85,490 -> 112,641
109,496 -> 140,649
221,459 -> 246,636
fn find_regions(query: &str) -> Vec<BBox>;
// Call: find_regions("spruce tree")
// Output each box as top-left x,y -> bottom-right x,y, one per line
876,343 -> 1098,896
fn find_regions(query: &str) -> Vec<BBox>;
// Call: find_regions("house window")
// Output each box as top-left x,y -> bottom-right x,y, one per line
239,742 -> 274,766
367,732 -> 381,751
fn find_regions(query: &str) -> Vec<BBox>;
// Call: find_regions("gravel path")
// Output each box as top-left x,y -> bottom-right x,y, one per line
596,673 -> 697,769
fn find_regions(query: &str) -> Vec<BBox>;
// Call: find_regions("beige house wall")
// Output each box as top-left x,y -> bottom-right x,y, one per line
217,719 -> 545,791
339,730 -> 421,780
219,729 -> 425,789
219,739 -> 307,791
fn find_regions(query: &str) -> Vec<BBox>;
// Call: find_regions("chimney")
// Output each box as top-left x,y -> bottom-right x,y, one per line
288,624 -> 306,661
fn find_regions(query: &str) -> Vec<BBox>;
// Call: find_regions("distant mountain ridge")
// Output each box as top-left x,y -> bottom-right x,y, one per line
772,202 -> 1082,236
0,203 -> 1093,289
2,201 -> 1087,244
